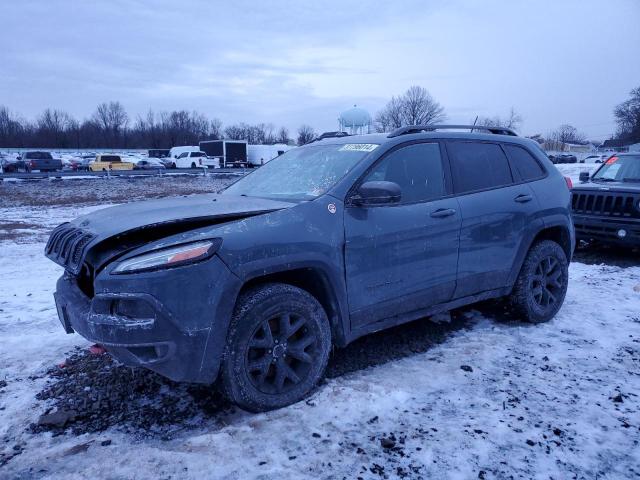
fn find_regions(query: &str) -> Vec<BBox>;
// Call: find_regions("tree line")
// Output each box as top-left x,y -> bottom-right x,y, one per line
1,84 -> 638,149
0,102 -> 311,149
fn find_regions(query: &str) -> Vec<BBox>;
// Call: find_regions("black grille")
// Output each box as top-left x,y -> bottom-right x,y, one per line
571,191 -> 639,218
45,223 -> 96,275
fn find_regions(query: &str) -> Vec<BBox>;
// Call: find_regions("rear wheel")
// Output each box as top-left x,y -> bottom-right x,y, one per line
510,240 -> 568,323
221,283 -> 331,412
191,162 -> 196,168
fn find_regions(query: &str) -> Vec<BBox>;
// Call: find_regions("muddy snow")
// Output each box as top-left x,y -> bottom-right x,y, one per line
1,174 -> 639,479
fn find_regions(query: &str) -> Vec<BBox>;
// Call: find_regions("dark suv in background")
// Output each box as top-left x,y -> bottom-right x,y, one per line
46,125 -> 574,412
572,153 -> 640,246
20,151 -> 63,172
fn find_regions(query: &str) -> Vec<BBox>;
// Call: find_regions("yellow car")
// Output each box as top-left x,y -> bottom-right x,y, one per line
90,154 -> 135,172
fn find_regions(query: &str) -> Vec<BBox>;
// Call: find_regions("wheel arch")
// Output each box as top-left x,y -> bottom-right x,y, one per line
236,264 -> 349,347
507,223 -> 573,289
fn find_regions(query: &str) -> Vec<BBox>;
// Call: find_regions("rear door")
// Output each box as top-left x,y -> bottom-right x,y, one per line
344,141 -> 461,328
447,141 -> 541,298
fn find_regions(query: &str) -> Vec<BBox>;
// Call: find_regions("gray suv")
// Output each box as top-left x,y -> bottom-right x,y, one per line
46,125 -> 574,412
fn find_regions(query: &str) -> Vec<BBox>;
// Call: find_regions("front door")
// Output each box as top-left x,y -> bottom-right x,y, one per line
344,142 -> 461,329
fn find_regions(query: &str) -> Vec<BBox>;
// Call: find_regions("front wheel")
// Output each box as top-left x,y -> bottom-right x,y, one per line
221,283 -> 331,412
509,240 -> 569,323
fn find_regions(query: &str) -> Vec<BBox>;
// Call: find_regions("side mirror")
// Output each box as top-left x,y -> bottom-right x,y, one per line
352,181 -> 401,206
579,171 -> 590,182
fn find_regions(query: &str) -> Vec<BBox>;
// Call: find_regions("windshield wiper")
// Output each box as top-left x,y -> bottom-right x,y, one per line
622,178 -> 640,183
591,177 -> 617,182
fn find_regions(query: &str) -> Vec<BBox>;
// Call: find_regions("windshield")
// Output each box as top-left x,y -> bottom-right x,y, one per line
592,155 -> 640,182
223,143 -> 378,200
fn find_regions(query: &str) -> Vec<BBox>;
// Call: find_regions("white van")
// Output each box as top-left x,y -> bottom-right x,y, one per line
247,144 -> 293,167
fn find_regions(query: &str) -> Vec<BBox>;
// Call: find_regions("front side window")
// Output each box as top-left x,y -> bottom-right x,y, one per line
503,144 -> 545,181
362,143 -> 445,203
592,155 -> 640,182
224,144 -> 376,200
178,152 -> 188,159
449,142 -> 513,193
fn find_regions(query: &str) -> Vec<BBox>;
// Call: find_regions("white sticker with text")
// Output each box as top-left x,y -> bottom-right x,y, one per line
339,144 -> 379,152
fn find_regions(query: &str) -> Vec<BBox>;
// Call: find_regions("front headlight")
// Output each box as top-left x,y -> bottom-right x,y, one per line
112,240 -> 220,274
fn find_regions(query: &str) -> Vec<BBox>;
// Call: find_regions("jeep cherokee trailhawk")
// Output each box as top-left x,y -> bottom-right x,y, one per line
46,125 -> 574,412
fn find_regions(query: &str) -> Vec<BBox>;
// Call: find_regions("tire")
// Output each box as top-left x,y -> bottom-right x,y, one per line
191,162 -> 196,168
510,240 -> 569,323
221,283 -> 331,412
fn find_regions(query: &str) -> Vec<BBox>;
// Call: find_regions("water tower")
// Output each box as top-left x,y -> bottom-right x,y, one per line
338,105 -> 372,135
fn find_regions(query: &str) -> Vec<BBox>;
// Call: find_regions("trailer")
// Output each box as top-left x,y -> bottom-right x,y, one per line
199,140 -> 248,168
247,144 -> 293,167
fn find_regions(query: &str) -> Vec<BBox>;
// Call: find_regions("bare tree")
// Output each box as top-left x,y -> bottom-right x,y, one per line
209,118 -> 223,140
276,127 -> 290,144
92,101 -> 129,147
477,107 -> 523,132
297,124 -> 316,145
614,85 -> 640,143
35,108 -> 74,147
374,96 -> 404,132
546,124 -> 587,150
375,86 -> 446,132
0,106 -> 27,147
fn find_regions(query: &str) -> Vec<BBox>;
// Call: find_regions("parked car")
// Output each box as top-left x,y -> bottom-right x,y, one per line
21,151 -> 63,172
581,154 -> 610,164
572,153 -> 640,247
554,153 -> 578,164
134,159 -> 166,170
89,154 -> 135,172
175,150 -> 208,168
1,156 -> 27,173
46,125 -> 574,412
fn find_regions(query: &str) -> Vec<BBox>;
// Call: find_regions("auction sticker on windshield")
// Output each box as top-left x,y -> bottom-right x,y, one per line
339,144 -> 379,152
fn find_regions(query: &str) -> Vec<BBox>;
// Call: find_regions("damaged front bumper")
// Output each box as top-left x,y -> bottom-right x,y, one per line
53,255 -> 241,383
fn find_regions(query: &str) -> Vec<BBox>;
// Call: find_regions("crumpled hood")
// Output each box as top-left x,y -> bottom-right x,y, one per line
71,193 -> 295,238
46,194 -> 295,274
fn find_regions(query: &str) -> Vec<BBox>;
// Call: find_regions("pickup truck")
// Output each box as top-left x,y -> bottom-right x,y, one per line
89,154 -> 135,172
21,151 -> 63,172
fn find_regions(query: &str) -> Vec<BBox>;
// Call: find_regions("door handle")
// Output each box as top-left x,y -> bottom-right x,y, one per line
430,208 -> 456,218
514,194 -> 533,203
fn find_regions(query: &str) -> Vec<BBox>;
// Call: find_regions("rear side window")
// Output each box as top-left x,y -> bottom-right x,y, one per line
448,142 -> 513,193
504,144 -> 545,181
363,143 -> 445,203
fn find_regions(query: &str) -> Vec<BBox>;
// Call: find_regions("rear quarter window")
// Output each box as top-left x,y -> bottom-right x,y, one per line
448,141 -> 513,194
503,144 -> 546,181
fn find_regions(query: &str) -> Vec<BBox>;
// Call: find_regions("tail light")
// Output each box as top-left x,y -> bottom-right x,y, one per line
564,176 -> 573,190
30,160 -> 37,168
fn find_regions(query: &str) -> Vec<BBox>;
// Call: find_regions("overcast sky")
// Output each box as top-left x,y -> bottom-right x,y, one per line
1,0 -> 639,139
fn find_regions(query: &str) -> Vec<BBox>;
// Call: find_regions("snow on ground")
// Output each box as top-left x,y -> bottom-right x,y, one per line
554,163 -> 598,184
1,203 -> 639,479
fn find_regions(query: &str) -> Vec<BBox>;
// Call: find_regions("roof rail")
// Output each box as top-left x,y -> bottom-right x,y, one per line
387,124 -> 518,138
310,131 -> 350,143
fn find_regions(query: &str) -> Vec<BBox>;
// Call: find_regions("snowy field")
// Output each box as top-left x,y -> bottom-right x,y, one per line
1,179 -> 639,479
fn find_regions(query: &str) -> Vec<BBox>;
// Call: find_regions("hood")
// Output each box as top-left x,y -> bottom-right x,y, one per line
573,181 -> 640,194
71,194 -> 294,237
46,194 -> 295,274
